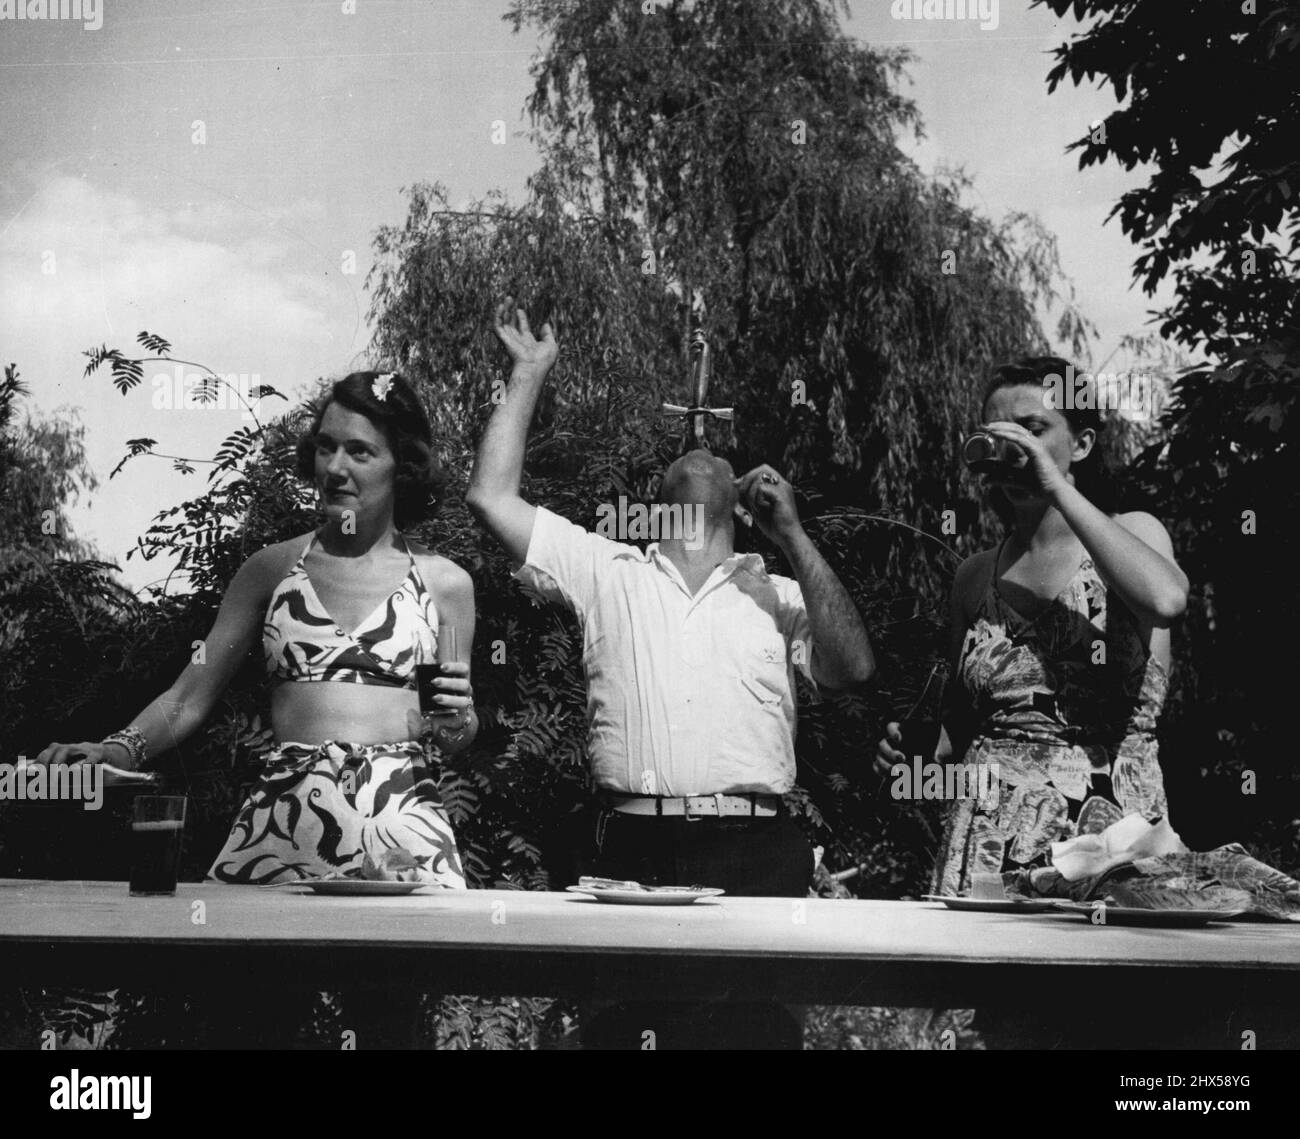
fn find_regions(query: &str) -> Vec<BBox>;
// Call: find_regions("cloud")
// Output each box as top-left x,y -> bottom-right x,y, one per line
0,174 -> 360,592
2,176 -> 346,367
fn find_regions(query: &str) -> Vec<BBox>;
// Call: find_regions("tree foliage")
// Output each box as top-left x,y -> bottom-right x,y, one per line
1040,0 -> 1300,860
0,365 -> 137,747
1036,0 -> 1299,353
507,0 -> 1095,602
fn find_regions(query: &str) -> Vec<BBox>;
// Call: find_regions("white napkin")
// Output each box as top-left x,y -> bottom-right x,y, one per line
1050,813 -> 1186,882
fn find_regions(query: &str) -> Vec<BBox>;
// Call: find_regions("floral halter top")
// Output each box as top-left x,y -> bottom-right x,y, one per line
933,537 -> 1171,895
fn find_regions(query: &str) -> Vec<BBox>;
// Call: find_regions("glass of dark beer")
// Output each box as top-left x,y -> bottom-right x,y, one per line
129,795 -> 186,896
416,625 -> 458,715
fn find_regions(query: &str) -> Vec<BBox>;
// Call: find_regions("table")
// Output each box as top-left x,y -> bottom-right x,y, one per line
3,879 -> 1298,1017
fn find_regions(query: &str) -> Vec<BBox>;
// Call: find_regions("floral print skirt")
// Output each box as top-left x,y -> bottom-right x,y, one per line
207,739 -> 465,888
932,736 -> 1168,897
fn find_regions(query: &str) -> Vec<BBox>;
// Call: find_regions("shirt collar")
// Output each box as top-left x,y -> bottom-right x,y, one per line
638,543 -> 769,582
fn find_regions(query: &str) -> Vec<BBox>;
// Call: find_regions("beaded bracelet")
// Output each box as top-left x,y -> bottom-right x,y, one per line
430,706 -> 474,746
102,726 -> 147,768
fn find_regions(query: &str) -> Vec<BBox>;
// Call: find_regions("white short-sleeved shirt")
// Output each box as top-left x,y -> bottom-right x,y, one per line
513,506 -> 817,796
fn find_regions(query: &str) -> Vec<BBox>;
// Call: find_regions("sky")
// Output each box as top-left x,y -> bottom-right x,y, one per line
0,0 -> 1175,593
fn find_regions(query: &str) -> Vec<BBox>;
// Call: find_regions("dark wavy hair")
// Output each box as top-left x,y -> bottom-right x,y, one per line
295,371 -> 445,529
981,356 -> 1119,514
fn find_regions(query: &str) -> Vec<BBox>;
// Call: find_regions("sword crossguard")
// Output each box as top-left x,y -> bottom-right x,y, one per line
661,403 -> 734,421
662,331 -> 732,449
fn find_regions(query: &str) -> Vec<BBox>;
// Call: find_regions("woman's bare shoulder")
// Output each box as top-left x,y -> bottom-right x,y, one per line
1115,510 -> 1175,549
241,533 -> 312,583
951,548 -> 997,622
408,544 -> 473,597
954,548 -> 996,592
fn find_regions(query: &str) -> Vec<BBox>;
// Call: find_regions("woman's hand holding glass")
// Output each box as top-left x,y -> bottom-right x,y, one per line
979,420 -> 1069,496
407,660 -> 474,745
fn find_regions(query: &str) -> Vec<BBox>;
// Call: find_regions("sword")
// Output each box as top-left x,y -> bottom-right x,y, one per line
661,328 -> 733,450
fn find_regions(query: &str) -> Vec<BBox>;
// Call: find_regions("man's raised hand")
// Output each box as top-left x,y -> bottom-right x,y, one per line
492,296 -> 558,378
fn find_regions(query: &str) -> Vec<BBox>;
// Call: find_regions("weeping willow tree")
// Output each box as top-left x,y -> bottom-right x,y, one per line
502,0 -> 1093,605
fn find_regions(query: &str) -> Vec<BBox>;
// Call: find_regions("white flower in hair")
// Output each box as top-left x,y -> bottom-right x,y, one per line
372,373 -> 396,402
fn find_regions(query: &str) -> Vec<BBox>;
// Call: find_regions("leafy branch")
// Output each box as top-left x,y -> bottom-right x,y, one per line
84,331 -> 287,481
80,332 -> 309,586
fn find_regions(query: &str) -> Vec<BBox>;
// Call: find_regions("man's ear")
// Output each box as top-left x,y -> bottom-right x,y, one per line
733,501 -> 753,528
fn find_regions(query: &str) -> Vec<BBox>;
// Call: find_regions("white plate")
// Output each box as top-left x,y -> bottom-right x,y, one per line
565,885 -> 725,905
923,894 -> 1059,913
296,879 -> 431,896
1052,901 -> 1243,926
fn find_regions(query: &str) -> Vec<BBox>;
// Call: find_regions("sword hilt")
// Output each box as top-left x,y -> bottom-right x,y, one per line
689,330 -> 711,408
659,330 -> 732,450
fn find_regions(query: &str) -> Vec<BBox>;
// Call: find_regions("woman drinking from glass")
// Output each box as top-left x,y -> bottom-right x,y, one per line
876,357 -> 1188,896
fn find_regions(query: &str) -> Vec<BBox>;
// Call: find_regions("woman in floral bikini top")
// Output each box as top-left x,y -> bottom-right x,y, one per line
37,370 -> 478,889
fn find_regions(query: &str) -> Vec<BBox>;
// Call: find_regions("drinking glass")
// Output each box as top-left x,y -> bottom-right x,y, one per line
128,795 -> 186,896
416,625 -> 458,714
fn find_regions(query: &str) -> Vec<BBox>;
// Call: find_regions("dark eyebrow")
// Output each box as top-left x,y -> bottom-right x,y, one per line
313,431 -> 377,448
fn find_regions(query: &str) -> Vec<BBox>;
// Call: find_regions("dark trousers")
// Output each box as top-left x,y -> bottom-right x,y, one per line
582,805 -> 813,1050
590,808 -> 814,895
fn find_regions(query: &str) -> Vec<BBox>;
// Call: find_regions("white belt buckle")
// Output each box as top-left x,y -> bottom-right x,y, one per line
683,795 -> 710,821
